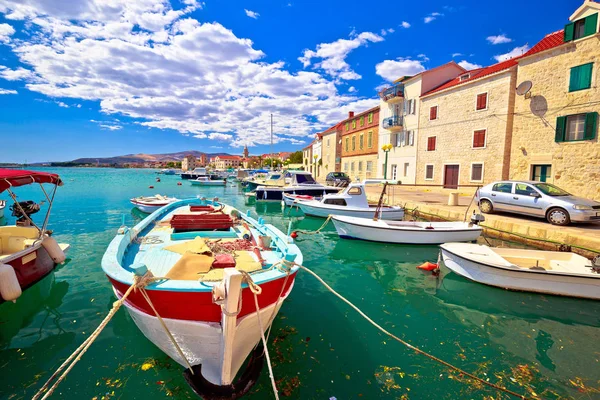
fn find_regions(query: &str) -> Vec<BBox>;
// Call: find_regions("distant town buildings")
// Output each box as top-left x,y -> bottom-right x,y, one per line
182,155 -> 196,171
213,155 -> 242,169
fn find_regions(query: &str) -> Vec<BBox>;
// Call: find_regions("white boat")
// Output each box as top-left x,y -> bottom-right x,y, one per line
331,216 -> 482,244
440,242 -> 600,299
295,180 -> 404,220
281,193 -> 318,207
130,194 -> 178,213
254,171 -> 340,201
0,200 -> 5,218
191,176 -> 226,186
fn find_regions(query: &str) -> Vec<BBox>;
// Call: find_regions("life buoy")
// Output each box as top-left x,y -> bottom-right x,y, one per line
416,261 -> 438,271
41,237 -> 66,264
0,263 -> 22,302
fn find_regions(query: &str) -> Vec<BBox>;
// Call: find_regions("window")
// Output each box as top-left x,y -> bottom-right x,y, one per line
393,133 -> 402,147
429,106 -> 438,120
460,73 -> 470,81
327,138 -> 330,147
534,183 -> 570,196
345,137 -> 349,152
367,131 -> 373,148
473,129 -> 486,148
345,122 -> 349,131
360,116 -> 364,126
358,161 -> 363,171
368,113 -> 373,123
409,130 -> 415,146
403,163 -> 409,177
352,120 -> 356,129
564,13 -> 598,42
569,63 -> 593,92
405,99 -> 416,115
515,183 -> 538,196
425,165 -> 434,180
359,133 -> 364,149
324,198 -> 347,206
471,163 -> 483,182
492,183 -> 512,193
352,135 -> 356,151
427,136 -> 436,151
350,162 -> 355,171
348,187 -> 362,195
532,165 -> 552,182
344,162 -> 348,171
391,164 -> 397,180
556,112 -> 597,142
366,161 -> 373,172
476,93 -> 488,110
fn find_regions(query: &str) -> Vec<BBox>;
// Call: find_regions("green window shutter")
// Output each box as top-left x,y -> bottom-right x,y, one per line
555,116 -> 567,142
584,112 -> 598,140
564,22 -> 574,42
569,66 -> 580,91
584,13 -> 598,37
579,63 -> 593,90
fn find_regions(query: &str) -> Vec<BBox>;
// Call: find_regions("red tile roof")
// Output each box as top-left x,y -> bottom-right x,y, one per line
422,29 -> 565,97
216,155 -> 242,160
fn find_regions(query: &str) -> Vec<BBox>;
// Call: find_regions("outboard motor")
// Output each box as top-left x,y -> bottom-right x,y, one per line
470,211 -> 486,226
10,200 -> 40,226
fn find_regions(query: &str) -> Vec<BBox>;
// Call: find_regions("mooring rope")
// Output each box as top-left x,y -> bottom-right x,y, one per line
295,263 -> 531,400
293,215 -> 333,235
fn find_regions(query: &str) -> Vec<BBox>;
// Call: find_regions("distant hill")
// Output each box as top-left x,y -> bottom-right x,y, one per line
67,150 -> 233,165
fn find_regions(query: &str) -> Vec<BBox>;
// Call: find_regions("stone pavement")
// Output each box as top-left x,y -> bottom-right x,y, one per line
364,184 -> 600,258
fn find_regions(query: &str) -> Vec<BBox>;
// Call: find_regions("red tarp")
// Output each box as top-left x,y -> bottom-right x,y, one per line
0,168 -> 63,193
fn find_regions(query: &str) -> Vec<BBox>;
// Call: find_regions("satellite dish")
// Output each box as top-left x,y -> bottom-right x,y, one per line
516,81 -> 533,96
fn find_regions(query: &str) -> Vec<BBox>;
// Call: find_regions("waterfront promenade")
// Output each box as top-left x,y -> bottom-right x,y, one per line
365,184 -> 600,258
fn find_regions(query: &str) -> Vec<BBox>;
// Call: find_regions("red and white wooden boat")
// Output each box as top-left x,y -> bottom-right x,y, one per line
102,198 -> 302,397
281,192 -> 317,207
130,194 -> 178,213
0,169 -> 70,304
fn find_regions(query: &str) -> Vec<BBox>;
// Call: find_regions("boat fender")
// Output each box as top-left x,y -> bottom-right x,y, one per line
239,227 -> 252,241
41,237 -> 66,264
0,263 -> 22,302
416,261 -> 438,271
425,226 -> 435,230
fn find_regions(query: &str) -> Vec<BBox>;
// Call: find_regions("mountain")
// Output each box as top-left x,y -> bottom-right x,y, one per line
66,150 -> 234,165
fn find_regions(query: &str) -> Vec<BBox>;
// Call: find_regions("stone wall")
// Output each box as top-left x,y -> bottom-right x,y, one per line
341,153 -> 378,182
510,35 -> 600,200
416,69 -> 516,186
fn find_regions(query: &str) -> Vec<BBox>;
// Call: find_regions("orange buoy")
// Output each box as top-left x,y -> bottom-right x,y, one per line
290,231 -> 298,239
149,185 -> 154,189
417,261 -> 438,271
177,182 -> 182,186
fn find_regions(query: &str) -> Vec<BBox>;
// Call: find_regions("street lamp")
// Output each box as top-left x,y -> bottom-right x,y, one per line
313,154 -> 318,176
382,144 -> 393,179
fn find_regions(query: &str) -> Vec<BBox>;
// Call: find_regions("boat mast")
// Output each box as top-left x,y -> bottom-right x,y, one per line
270,113 -> 273,169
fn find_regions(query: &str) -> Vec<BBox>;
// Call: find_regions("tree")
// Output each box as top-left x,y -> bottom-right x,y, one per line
288,151 -> 303,164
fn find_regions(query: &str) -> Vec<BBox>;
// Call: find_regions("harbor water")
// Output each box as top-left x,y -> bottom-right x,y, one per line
1,168 -> 599,399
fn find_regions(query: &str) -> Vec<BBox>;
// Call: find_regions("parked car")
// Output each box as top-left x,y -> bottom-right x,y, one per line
476,180 -> 600,225
326,172 -> 351,187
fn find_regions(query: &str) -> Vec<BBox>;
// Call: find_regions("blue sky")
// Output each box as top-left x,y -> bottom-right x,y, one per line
0,0 -> 582,163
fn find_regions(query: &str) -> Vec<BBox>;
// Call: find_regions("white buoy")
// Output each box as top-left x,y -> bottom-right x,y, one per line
41,237 -> 66,264
0,263 -> 22,302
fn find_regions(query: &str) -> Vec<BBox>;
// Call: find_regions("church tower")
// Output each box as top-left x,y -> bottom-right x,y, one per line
243,145 -> 249,159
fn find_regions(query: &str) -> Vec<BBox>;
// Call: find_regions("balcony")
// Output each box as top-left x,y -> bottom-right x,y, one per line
378,83 -> 404,103
382,115 -> 403,131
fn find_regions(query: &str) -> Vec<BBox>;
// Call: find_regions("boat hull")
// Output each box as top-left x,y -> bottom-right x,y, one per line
256,187 -> 339,202
0,201 -> 4,218
191,181 -> 226,186
440,246 -> 600,299
297,202 -> 405,220
130,201 -> 170,214
332,217 -> 482,244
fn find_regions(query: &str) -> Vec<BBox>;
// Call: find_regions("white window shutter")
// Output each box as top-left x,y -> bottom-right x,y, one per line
409,131 -> 414,146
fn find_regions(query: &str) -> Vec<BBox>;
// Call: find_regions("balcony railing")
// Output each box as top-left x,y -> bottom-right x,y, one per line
382,115 -> 403,129
378,83 -> 404,101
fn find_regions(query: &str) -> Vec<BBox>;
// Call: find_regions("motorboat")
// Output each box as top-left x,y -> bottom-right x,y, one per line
181,168 -> 218,180
440,242 -> 600,299
159,169 -> 177,175
282,193 -> 317,207
294,180 -> 404,219
245,171 -> 285,191
130,194 -> 178,214
190,176 -> 226,186
241,171 -> 268,188
0,200 -> 5,218
102,198 -> 302,397
0,169 -> 70,304
254,171 -> 340,201
226,174 -> 238,182
332,216 -> 482,244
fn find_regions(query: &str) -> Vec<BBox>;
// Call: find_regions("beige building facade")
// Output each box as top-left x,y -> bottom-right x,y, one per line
416,64 -> 517,188
182,155 -> 196,171
510,1 -> 600,199
319,124 -> 342,182
340,108 -> 380,182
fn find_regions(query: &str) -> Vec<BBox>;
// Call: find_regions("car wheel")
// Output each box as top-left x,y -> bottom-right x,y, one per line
479,199 -> 493,214
546,208 -> 571,226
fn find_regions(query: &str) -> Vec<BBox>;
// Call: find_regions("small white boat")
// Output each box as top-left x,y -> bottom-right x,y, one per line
332,216 -> 482,244
191,176 -> 226,186
281,193 -> 317,207
295,180 -> 404,220
0,200 -> 5,218
130,195 -> 178,213
440,242 -> 600,300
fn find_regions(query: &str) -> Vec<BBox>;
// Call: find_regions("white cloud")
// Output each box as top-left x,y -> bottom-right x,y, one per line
375,58 -> 426,81
451,52 -> 463,57
458,60 -> 483,70
348,86 -> 356,93
0,66 -> 34,81
424,12 -> 443,23
0,88 -> 17,94
56,101 -> 69,108
487,34 -> 512,45
244,9 -> 259,19
417,53 -> 430,62
299,31 -> 384,80
100,124 -> 123,131
380,28 -> 395,36
494,44 -> 530,62
400,21 -> 410,28
0,22 -> 15,43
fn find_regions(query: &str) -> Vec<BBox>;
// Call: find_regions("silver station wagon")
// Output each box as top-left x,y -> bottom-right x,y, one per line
476,181 -> 600,226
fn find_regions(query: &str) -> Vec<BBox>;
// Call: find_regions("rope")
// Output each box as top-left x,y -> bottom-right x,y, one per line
294,215 -> 332,235
296,264 -> 530,400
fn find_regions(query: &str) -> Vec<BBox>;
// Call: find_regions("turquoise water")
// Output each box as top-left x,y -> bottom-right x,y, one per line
1,168 -> 599,400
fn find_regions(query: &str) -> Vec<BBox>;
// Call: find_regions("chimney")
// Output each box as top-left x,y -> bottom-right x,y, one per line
348,111 -> 354,118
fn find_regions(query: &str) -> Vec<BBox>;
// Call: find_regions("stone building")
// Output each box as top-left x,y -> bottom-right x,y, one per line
510,0 -> 600,199
340,107 -> 380,182
319,123 -> 343,181
181,155 -> 196,171
213,155 -> 242,169
302,142 -> 313,173
416,60 -> 518,188
377,62 -> 465,183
